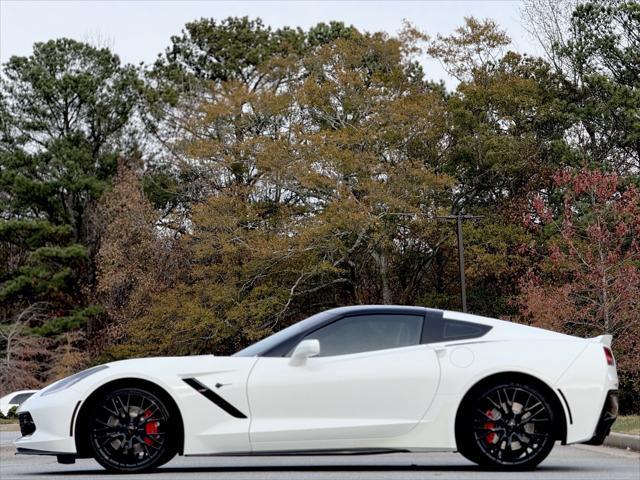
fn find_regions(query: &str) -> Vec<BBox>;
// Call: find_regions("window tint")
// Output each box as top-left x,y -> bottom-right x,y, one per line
442,319 -> 490,340
9,392 -> 34,404
302,314 -> 423,357
423,316 -> 492,343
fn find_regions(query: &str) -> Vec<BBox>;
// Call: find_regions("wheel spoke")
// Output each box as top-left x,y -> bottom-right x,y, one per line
115,396 -> 128,417
98,434 -> 119,449
523,401 -> 542,413
526,406 -> 547,420
476,409 -> 497,421
137,435 -> 162,450
502,389 -> 512,407
101,404 -> 118,416
486,395 -> 503,413
95,419 -> 116,428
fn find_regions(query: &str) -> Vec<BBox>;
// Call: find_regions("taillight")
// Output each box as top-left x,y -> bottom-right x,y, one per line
604,346 -> 615,366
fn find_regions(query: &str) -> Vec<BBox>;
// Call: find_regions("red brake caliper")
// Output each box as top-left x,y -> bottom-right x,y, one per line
143,409 -> 159,445
484,409 -> 496,444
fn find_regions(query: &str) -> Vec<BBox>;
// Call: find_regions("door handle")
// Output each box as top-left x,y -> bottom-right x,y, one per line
215,382 -> 230,389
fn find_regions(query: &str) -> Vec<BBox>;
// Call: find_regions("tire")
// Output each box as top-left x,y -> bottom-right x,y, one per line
456,380 -> 557,470
86,386 -> 178,473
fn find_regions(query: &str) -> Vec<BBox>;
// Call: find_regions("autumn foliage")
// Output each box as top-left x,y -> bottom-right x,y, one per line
517,170 -> 639,409
1,4 -> 639,411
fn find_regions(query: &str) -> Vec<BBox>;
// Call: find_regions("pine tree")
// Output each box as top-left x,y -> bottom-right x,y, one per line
0,39 -> 140,335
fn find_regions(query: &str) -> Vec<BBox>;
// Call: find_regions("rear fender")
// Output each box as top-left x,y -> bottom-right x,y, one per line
556,342 -> 618,443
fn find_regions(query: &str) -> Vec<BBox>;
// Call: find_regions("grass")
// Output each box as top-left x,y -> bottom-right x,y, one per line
612,415 -> 640,435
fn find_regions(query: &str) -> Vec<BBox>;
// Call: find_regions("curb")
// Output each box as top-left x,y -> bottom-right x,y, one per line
605,432 -> 640,452
0,424 -> 19,432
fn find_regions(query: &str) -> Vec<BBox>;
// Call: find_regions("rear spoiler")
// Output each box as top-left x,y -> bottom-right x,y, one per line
590,334 -> 613,347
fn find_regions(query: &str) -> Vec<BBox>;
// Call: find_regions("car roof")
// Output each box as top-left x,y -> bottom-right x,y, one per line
321,305 -> 434,316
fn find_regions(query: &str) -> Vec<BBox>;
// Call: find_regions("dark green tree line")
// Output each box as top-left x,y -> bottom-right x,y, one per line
0,39 -> 141,387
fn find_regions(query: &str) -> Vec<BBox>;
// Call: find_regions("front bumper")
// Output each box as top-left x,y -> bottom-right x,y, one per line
14,389 -> 79,455
583,390 -> 618,445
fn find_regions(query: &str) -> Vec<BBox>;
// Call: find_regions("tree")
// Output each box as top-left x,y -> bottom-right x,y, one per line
140,18 -> 357,228
521,0 -> 579,75
536,1 -> 640,174
427,19 -> 578,315
114,31 -> 453,358
150,17 -> 356,94
0,39 -> 140,336
94,158 -> 179,354
0,303 -> 51,392
427,17 -> 511,83
517,169 -> 640,412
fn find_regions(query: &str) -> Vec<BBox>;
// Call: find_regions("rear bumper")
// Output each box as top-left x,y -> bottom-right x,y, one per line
582,390 -> 618,445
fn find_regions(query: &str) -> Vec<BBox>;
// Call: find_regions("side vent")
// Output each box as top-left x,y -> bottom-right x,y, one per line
182,378 -> 247,419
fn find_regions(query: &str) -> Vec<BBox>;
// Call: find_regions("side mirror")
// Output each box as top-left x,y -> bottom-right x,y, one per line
289,339 -> 320,366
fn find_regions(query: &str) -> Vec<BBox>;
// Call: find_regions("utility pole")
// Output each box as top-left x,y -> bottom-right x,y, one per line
436,213 -> 482,313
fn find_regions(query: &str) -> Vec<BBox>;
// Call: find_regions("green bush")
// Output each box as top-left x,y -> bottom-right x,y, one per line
618,371 -> 640,415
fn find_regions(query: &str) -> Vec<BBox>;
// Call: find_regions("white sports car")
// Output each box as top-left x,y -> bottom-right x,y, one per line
15,306 -> 618,472
0,390 -> 37,416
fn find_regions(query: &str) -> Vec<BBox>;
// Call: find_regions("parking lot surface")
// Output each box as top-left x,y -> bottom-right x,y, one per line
1,433 -> 638,480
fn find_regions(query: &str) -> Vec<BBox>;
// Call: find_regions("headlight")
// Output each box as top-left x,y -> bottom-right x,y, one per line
41,365 -> 109,396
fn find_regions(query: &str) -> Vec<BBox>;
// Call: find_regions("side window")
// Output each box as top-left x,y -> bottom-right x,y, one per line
302,314 -> 424,357
423,314 -> 492,343
442,319 -> 491,340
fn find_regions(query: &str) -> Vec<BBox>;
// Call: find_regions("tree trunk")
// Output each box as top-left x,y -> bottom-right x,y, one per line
372,251 -> 392,304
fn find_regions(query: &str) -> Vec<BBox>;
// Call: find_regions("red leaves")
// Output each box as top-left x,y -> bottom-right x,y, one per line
531,194 -> 552,223
517,167 -> 639,389
548,244 -> 563,265
554,168 -> 620,202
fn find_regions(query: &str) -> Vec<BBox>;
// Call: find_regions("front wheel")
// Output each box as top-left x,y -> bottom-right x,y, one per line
456,381 -> 557,470
87,386 -> 177,473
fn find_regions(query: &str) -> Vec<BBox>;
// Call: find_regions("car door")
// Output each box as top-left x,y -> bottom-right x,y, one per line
246,313 -> 441,452
175,356 -> 258,455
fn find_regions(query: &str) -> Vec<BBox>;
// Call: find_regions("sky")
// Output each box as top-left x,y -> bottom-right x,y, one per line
0,0 -> 540,86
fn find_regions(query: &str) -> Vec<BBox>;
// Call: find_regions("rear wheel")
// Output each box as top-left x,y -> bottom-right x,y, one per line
87,387 -> 177,473
457,381 -> 557,470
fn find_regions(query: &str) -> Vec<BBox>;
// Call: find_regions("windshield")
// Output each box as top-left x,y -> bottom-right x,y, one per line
233,310 -> 333,357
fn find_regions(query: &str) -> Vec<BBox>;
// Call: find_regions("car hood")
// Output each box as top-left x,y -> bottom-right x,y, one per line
104,354 -> 256,377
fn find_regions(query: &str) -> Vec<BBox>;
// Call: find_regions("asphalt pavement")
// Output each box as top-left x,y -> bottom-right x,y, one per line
1,431 -> 638,480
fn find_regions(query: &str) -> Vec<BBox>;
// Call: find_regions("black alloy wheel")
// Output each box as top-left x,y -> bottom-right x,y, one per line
87,387 -> 176,472
457,381 -> 557,469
